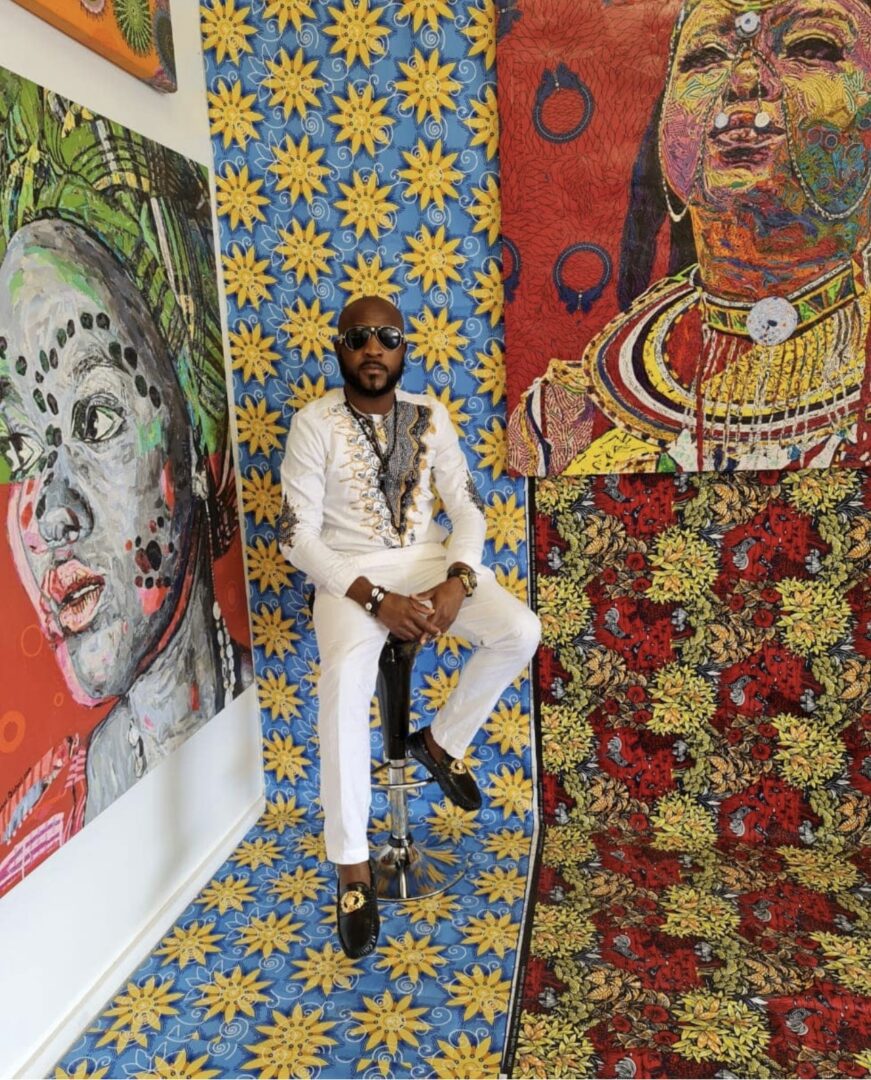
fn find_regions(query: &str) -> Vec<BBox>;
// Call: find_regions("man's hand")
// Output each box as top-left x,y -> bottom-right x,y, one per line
416,577 -> 466,635
377,592 -> 442,643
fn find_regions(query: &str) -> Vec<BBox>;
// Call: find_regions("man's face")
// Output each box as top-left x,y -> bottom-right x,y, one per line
661,0 -> 871,217
336,297 -> 406,399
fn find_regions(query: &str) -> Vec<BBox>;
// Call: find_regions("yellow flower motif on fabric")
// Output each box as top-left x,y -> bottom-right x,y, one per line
461,910 -> 518,958
324,0 -> 390,67
395,48 -> 460,123
269,865 -> 325,905
466,85 -> 499,160
399,139 -> 462,210
153,921 -> 223,968
486,492 -> 527,554
673,993 -> 769,1066
474,864 -> 526,902
468,174 -> 501,246
531,901 -> 596,960
538,574 -> 592,647
542,821 -> 594,869
427,385 -> 469,433
215,164 -> 268,232
427,1033 -> 501,1080
263,732 -> 311,781
495,564 -> 528,603
470,260 -> 504,327
229,322 -> 279,383
404,224 -> 466,293
651,792 -> 717,852
259,669 -> 306,721
193,967 -> 270,1025
541,702 -> 594,775
263,0 -> 314,33
811,932 -> 871,994
242,468 -> 282,526
96,977 -> 182,1053
280,297 -> 335,362
647,528 -> 718,603
243,1007 -> 336,1079
446,965 -> 510,1023
486,699 -> 529,754
406,305 -> 467,372
472,342 -> 506,404
55,1063 -> 109,1079
420,666 -> 459,711
514,1012 -> 596,1079
336,171 -> 397,241
777,578 -> 852,657
198,874 -> 256,915
425,799 -> 478,842
233,838 -> 283,871
329,83 -> 394,156
650,663 -> 716,737
261,792 -> 307,832
397,0 -> 453,31
375,931 -> 447,981
464,0 -> 497,70
286,372 -> 328,411
660,885 -> 740,940
853,1049 -> 871,1074
207,79 -> 263,149
780,845 -> 859,891
235,397 -> 284,455
247,537 -> 293,594
291,941 -> 359,994
474,421 -> 507,480
262,47 -> 324,119
251,600 -> 298,657
395,892 -> 458,925
268,134 -> 329,204
772,712 -> 844,788
275,219 -> 335,285
433,631 -> 471,658
235,911 -> 304,959
135,1050 -> 220,1080
222,244 -> 275,310
339,252 -> 400,301
348,991 -> 430,1055
201,0 -> 256,65
483,828 -> 529,861
784,468 -> 859,515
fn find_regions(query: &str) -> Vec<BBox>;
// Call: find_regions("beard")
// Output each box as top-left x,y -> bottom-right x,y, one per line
338,352 -> 405,398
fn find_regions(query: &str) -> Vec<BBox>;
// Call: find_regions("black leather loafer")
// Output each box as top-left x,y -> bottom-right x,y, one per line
336,869 -> 379,959
407,727 -> 482,811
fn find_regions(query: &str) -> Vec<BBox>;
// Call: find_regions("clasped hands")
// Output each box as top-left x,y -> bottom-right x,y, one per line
377,579 -> 465,643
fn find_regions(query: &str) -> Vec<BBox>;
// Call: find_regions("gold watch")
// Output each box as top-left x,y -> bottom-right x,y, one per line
447,564 -> 477,597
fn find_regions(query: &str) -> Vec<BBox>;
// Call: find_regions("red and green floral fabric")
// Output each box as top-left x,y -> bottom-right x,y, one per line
511,470 -> 871,1079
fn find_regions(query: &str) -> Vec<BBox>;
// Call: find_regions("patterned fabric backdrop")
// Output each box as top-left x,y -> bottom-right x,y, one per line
56,1 -> 539,1078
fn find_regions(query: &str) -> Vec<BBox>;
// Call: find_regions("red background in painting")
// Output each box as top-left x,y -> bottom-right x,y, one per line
0,482 -> 250,896
498,0 -> 683,415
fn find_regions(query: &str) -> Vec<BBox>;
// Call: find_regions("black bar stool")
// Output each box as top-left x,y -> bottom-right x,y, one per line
370,634 -> 466,901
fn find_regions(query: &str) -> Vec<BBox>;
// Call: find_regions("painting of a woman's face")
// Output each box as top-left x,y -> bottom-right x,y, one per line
0,220 -> 196,704
661,0 -> 871,217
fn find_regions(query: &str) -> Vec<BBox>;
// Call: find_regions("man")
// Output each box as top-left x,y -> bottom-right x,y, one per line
278,295 -> 541,958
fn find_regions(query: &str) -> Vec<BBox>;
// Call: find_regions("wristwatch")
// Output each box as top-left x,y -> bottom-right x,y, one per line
447,564 -> 477,597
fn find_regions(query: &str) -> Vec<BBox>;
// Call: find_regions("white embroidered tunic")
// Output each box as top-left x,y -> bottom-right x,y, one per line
278,388 -> 487,597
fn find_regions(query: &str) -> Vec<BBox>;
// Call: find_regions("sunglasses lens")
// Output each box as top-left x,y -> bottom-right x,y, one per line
344,327 -> 371,351
377,326 -> 403,350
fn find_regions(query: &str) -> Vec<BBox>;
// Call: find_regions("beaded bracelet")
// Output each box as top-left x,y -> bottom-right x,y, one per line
364,585 -> 387,617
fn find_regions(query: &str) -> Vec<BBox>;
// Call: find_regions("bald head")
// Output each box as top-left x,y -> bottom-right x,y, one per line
338,295 -> 404,333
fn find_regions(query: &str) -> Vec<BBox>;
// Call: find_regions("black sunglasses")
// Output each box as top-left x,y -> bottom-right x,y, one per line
337,324 -> 405,352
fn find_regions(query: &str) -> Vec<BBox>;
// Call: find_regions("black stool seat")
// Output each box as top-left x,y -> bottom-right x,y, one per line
370,634 -> 467,901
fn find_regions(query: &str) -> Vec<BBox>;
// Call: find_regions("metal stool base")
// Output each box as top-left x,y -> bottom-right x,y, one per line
372,830 -> 465,901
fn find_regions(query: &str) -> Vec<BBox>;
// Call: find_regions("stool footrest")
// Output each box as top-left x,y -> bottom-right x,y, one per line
371,759 -> 428,791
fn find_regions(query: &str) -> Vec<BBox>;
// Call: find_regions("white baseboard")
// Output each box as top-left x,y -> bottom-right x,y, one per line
15,793 -> 265,1080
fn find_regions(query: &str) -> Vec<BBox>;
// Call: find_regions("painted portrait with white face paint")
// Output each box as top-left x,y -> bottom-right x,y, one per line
0,70 -> 251,894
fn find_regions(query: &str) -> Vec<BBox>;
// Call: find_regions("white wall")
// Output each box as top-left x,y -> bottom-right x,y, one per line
0,4 -> 264,1076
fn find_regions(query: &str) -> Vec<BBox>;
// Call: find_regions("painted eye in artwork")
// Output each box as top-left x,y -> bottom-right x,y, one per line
785,35 -> 844,63
72,397 -> 125,443
0,430 -> 44,479
679,43 -> 731,72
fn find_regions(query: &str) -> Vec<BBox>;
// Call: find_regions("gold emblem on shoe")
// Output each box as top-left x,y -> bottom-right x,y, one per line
340,889 -> 367,914
449,759 -> 468,775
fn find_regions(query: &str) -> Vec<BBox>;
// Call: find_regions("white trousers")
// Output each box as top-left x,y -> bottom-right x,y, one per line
311,544 -> 541,864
